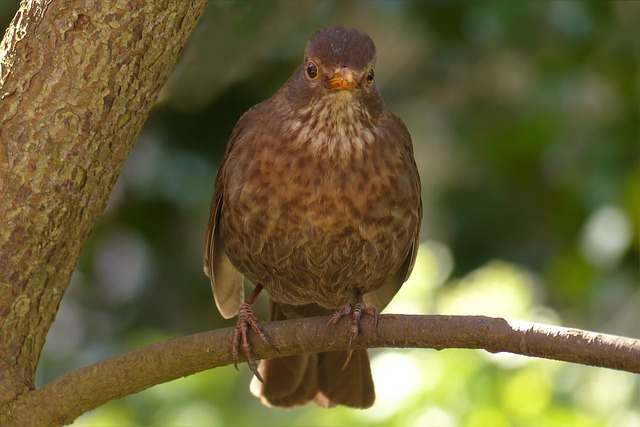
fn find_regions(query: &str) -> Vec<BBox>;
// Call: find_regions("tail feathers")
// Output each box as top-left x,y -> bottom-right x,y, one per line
250,354 -> 319,407
251,349 -> 374,409
318,349 -> 374,408
250,301 -> 375,408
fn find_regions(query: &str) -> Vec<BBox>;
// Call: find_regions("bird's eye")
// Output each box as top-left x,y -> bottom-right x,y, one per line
366,68 -> 375,85
306,61 -> 319,80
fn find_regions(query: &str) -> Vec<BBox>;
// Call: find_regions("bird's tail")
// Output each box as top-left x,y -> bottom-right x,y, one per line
250,302 -> 375,408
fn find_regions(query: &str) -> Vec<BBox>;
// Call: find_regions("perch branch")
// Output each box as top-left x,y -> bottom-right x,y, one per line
6,314 -> 639,426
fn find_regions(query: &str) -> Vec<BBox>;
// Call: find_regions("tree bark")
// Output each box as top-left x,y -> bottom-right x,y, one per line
3,314 -> 639,426
0,0 -> 207,415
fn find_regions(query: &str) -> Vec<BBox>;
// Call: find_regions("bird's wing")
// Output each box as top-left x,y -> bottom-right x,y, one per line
363,223 -> 420,311
364,115 -> 423,311
203,188 -> 244,319
203,114 -> 255,319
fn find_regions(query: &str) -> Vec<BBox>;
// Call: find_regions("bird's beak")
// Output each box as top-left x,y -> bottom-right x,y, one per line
326,67 -> 359,91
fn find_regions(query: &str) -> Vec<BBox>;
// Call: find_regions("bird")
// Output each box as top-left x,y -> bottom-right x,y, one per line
204,24 -> 422,408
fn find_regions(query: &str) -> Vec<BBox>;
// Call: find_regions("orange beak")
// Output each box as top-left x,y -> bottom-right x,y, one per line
326,67 -> 359,90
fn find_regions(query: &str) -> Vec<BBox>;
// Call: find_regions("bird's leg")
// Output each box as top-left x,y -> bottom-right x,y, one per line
232,283 -> 272,383
326,292 -> 378,370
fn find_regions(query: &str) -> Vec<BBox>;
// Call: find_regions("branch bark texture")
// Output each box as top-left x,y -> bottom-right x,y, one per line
0,0 -> 207,407
4,314 -> 639,426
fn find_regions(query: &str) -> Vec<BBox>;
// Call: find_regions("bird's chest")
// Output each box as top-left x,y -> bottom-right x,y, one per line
219,109 -> 413,308
224,102 -> 396,241
224,138 -> 391,252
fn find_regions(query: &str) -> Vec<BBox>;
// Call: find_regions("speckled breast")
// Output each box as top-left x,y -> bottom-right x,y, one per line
220,124 -> 420,310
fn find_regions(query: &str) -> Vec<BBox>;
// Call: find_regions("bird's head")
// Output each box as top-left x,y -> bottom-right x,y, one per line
283,25 -> 381,112
278,25 -> 385,156
301,25 -> 377,96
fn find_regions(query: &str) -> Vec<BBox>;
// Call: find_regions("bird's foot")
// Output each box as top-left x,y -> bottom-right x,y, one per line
232,302 -> 272,383
327,296 -> 378,370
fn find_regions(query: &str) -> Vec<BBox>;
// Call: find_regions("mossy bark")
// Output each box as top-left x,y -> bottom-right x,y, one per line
0,1 -> 207,424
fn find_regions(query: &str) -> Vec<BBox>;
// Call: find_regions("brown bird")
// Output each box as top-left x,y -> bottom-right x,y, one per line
204,25 -> 422,408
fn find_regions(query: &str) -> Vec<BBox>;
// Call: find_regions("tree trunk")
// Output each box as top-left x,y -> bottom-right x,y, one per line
0,0 -> 207,423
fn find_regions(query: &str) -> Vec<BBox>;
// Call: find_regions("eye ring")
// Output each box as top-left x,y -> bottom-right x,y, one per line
306,61 -> 319,80
365,68 -> 375,85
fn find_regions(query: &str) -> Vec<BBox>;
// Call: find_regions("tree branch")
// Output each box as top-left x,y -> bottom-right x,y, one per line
6,314 -> 639,426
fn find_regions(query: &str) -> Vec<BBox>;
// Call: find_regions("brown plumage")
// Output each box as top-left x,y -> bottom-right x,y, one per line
204,25 -> 422,408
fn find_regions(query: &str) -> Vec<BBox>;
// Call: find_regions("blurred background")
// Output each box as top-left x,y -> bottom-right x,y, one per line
3,1 -> 639,425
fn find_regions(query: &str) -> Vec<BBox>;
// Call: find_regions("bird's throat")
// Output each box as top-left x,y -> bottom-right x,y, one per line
284,92 -> 375,160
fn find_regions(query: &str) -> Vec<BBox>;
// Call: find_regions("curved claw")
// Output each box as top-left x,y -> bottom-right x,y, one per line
232,302 -> 271,383
326,305 -> 353,328
327,295 -> 379,371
